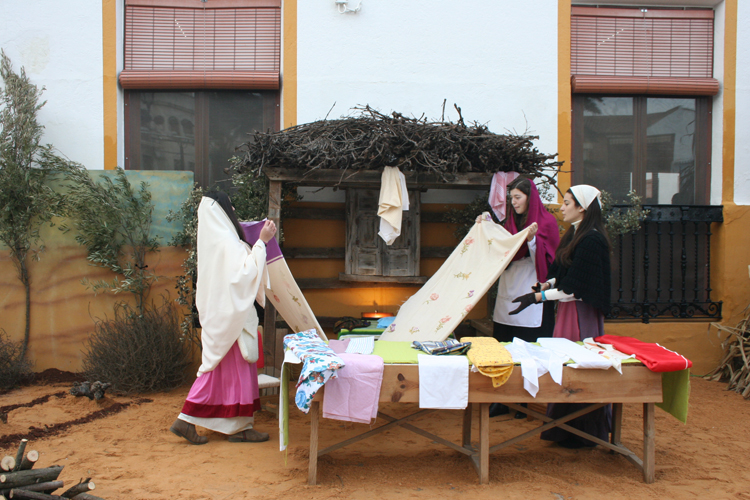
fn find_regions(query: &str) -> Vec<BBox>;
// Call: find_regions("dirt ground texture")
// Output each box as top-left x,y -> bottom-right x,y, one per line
1,376 -> 749,500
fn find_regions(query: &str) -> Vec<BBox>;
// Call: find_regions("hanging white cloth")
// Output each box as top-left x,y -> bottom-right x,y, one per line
537,337 -> 612,370
504,338 -> 565,397
195,197 -> 268,376
418,354 -> 468,410
378,166 -> 409,245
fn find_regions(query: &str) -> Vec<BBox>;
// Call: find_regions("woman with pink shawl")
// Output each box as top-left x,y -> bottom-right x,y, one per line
492,177 -> 560,342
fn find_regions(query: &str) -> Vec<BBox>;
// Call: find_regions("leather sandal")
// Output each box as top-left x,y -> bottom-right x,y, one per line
228,429 -> 269,443
169,419 -> 208,445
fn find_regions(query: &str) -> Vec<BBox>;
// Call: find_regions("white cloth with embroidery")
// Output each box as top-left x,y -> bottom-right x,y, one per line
265,258 -> 327,340
379,212 -> 529,342
582,337 -> 635,374
537,337 -> 612,370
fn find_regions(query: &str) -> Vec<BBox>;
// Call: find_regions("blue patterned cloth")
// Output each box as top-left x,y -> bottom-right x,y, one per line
412,339 -> 472,356
283,330 -> 345,413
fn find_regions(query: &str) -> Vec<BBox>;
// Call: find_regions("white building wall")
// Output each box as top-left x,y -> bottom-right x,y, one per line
296,0 -> 559,202
735,0 -> 750,205
0,1 -> 104,170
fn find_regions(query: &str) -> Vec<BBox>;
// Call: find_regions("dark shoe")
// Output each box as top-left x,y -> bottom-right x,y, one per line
170,419 -> 208,445
228,429 -> 270,443
489,403 -> 510,417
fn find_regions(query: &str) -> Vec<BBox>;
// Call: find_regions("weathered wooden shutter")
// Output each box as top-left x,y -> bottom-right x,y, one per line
345,189 -> 420,277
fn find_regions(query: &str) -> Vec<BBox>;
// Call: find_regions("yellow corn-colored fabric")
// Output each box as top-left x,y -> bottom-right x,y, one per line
462,336 -> 514,388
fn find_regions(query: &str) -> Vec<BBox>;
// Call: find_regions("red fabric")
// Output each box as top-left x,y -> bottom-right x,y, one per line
505,181 -> 560,282
181,400 -> 261,419
594,335 -> 692,372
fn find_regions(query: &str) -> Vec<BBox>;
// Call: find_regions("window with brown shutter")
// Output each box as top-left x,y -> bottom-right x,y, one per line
571,6 -> 719,95
120,0 -> 281,90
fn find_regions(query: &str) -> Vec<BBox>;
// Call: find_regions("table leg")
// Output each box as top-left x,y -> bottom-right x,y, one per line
479,403 -> 489,484
643,402 -> 655,483
611,403 -> 623,446
308,401 -> 320,486
462,404 -> 473,448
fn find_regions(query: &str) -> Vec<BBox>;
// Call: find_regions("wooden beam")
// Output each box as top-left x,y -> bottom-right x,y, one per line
339,273 -> 428,284
264,167 -> 493,189
308,401 -> 319,486
284,207 -> 345,220
265,180 -> 282,374
643,402 -> 656,483
282,247 -> 345,259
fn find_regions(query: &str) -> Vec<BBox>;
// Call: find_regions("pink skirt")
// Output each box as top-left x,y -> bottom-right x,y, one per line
552,301 -> 604,341
181,341 -> 261,419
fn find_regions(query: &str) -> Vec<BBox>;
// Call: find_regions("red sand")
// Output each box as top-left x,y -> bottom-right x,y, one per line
1,377 -> 749,500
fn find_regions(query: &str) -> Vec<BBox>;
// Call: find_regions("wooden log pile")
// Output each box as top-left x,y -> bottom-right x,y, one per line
232,104 -> 563,186
705,305 -> 750,398
0,440 -> 104,500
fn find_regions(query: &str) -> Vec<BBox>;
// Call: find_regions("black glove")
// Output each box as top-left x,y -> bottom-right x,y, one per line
531,282 -> 542,293
509,292 -> 538,315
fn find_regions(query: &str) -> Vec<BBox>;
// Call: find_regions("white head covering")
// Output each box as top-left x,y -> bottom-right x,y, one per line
569,185 -> 602,210
195,196 -> 267,375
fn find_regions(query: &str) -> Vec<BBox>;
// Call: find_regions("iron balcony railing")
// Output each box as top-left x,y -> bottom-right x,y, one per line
607,205 -> 723,323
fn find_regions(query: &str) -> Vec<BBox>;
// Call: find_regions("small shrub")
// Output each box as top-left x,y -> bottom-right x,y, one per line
82,298 -> 192,394
0,330 -> 33,390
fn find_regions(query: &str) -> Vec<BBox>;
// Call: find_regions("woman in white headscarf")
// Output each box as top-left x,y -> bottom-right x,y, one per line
510,184 -> 612,448
170,191 -> 277,444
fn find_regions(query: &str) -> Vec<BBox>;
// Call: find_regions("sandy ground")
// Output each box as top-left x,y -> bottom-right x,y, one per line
1,376 -> 749,500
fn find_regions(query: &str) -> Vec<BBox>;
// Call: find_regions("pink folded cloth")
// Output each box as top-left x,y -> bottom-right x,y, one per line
323,353 -> 384,424
327,339 -> 351,354
489,171 -> 520,222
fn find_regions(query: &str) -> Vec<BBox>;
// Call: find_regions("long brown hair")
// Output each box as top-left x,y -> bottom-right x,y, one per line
554,188 -> 611,267
506,177 -> 531,229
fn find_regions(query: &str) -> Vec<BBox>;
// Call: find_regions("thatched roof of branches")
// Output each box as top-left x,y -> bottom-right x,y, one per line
232,105 -> 562,187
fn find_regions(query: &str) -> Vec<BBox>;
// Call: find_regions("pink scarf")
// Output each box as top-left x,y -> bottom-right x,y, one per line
505,181 -> 560,282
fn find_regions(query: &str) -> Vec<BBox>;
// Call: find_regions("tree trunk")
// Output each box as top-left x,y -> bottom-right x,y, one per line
0,459 -> 14,473
7,490 -> 63,500
19,256 -> 30,361
18,452 -> 37,472
60,481 -> 93,499
12,441 -> 27,473
0,467 -> 64,489
69,494 -> 105,500
0,480 -> 63,497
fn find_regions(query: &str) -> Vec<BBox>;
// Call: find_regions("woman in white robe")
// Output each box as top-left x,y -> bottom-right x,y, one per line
169,191 -> 276,444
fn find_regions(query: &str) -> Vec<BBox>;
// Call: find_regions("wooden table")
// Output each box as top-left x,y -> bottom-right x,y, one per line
306,363 -> 662,485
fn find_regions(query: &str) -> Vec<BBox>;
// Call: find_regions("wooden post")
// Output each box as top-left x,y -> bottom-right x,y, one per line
643,403 -> 655,483
479,403 -> 490,484
611,403 -> 623,447
462,404 -> 473,449
308,401 -> 320,486
264,179 -> 282,374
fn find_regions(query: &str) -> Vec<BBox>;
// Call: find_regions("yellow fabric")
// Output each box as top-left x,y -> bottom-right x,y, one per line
463,336 -> 514,388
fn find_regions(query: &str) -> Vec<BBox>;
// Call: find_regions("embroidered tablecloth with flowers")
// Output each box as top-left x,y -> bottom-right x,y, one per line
379,212 -> 530,342
283,330 -> 345,413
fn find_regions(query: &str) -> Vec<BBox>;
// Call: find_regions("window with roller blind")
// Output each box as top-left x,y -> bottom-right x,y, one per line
122,0 -> 281,187
570,6 -> 716,205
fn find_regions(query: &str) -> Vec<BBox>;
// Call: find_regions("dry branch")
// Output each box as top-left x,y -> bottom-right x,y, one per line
233,105 -> 562,187
0,466 -> 64,489
12,442 -> 26,473
8,489 -> 63,500
18,452 -> 37,472
60,480 -> 93,499
705,304 -> 750,398
0,459 -> 14,474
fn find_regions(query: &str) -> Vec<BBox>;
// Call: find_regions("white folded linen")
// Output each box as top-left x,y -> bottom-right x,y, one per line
537,337 -> 612,370
418,354 -> 468,410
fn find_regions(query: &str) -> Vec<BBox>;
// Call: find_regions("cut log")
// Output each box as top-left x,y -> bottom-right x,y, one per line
0,481 -> 64,496
69,494 -> 105,500
12,442 -> 26,473
60,482 -> 93,499
18,453 -> 37,472
0,458 -> 14,473
8,490 -> 64,500
0,467 -> 64,489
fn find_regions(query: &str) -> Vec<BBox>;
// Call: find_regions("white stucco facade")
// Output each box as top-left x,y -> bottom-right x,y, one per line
296,0 -> 559,159
0,1 -> 105,170
734,0 -> 750,205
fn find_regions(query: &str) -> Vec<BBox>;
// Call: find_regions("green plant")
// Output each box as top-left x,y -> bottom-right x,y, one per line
0,50 -> 84,359
62,167 -> 161,314
81,299 -> 191,394
600,189 -> 650,239
0,329 -> 33,391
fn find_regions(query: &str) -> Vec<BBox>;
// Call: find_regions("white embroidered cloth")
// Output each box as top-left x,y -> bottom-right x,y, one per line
379,212 -> 529,342
537,337 -> 612,370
